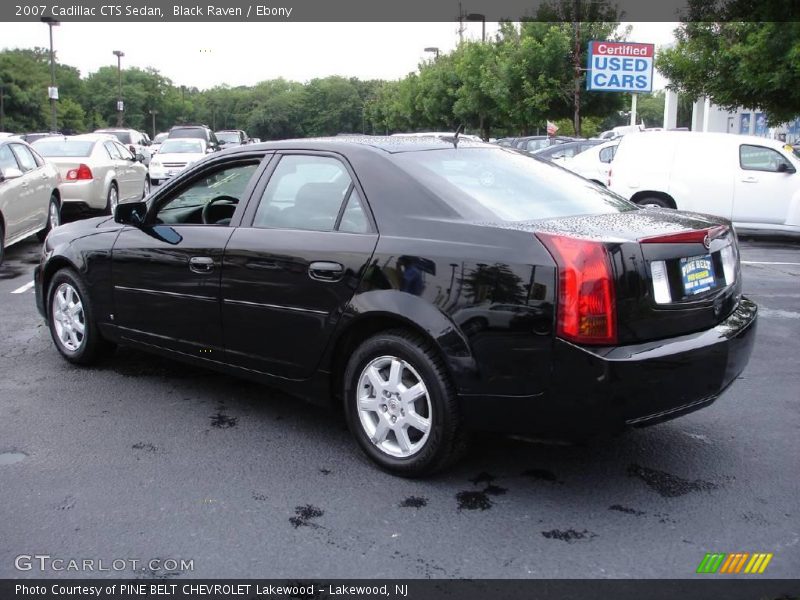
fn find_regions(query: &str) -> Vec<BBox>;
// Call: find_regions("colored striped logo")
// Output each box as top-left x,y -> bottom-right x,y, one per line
696,552 -> 773,574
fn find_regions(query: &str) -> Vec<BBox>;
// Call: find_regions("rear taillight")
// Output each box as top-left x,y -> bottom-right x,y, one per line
536,233 -> 617,345
65,164 -> 93,181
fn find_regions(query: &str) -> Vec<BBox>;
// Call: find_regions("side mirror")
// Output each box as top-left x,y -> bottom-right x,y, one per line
0,167 -> 24,181
115,201 -> 148,226
135,152 -> 145,163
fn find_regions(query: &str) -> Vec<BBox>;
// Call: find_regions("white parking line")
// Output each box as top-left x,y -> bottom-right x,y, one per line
742,261 -> 800,266
10,280 -> 35,294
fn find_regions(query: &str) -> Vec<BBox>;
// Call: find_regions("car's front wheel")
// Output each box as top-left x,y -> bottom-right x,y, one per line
47,269 -> 115,365
343,329 -> 467,477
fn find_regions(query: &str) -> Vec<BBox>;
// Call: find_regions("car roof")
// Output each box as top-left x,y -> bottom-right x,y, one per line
219,135 -> 494,155
161,137 -> 206,144
621,130 -> 791,151
37,134 -> 115,143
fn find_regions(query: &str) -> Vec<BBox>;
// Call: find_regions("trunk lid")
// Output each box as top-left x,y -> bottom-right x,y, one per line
520,208 -> 743,344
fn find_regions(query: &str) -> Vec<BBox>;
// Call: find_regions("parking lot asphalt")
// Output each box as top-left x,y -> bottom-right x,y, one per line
0,235 -> 798,579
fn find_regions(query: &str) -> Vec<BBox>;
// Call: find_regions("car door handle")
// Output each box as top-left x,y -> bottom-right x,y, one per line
189,256 -> 214,274
309,261 -> 344,282
741,176 -> 758,183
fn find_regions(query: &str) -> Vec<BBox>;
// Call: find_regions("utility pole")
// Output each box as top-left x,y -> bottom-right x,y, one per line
113,50 -> 124,126
573,0 -> 581,137
457,2 -> 465,43
0,83 -> 5,132
41,17 -> 60,133
149,109 -> 158,138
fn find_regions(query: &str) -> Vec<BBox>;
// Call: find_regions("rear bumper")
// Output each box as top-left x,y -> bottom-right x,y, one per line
459,297 -> 758,436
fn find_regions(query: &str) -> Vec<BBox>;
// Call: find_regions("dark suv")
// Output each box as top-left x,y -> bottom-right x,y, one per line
167,125 -> 220,151
215,129 -> 250,147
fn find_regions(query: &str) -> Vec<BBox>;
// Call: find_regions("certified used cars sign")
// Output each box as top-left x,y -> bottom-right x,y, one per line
586,41 -> 655,93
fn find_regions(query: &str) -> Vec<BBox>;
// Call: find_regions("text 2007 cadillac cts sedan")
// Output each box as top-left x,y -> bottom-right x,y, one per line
34,137 -> 757,476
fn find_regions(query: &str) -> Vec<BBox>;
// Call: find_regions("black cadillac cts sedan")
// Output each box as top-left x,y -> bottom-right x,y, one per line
34,137 -> 757,476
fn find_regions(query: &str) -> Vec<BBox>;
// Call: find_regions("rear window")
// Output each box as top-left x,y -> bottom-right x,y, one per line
170,128 -> 206,140
393,148 -> 635,221
98,130 -> 132,145
33,140 -> 95,157
216,131 -> 241,143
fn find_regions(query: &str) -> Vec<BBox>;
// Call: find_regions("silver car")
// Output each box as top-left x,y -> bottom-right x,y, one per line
33,134 -> 150,217
0,139 -> 61,265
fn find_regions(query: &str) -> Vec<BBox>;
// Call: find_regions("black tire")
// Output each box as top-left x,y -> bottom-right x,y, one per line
142,176 -> 151,199
105,183 -> 119,216
0,221 -> 5,267
37,193 -> 60,242
47,268 -> 115,365
343,329 -> 468,477
150,178 -> 159,186
636,196 -> 672,209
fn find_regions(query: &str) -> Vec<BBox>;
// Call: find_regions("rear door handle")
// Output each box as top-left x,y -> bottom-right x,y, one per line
309,261 -> 344,282
741,176 -> 758,183
189,256 -> 214,274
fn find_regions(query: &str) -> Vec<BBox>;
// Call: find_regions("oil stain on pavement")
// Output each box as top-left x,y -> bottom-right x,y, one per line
541,528 -> 597,543
290,504 -> 324,528
627,464 -> 718,497
399,496 -> 428,508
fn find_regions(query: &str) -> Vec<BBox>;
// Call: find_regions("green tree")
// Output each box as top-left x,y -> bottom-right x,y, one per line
657,20 -> 800,123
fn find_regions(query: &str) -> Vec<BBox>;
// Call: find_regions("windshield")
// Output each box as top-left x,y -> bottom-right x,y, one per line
393,147 -> 635,221
159,140 -> 204,154
33,140 -> 94,157
216,132 -> 240,143
98,130 -> 132,145
169,128 -> 206,140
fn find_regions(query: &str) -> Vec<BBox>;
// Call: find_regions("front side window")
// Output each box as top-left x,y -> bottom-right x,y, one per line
155,162 -> 260,225
599,146 -> 616,163
739,144 -> 793,172
252,155 -> 353,232
115,142 -> 134,160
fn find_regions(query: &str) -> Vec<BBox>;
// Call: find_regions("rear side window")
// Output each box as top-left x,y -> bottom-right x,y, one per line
394,148 -> 635,221
599,145 -> 617,163
739,144 -> 793,172
0,145 -> 19,171
10,144 -> 38,172
253,155 -> 353,232
104,142 -> 121,159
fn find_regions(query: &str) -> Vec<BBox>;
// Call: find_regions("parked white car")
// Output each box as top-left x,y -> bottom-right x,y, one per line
562,140 -> 619,186
148,138 -> 208,185
0,139 -> 61,264
609,131 -> 800,236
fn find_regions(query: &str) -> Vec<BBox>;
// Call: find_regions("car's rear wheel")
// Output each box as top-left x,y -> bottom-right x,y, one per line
47,269 -> 115,365
0,222 -> 5,267
37,194 -> 60,241
142,177 -> 150,199
105,183 -> 119,216
343,329 -> 467,477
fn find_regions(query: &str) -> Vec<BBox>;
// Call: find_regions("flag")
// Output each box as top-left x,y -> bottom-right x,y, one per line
546,121 -> 559,136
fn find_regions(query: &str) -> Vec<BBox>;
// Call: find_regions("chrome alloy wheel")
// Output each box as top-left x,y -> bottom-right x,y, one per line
108,186 -> 119,214
52,283 -> 86,352
49,200 -> 60,230
356,355 -> 432,458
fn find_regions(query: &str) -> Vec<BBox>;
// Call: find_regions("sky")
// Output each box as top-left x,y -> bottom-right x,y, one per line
0,21 -> 678,89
